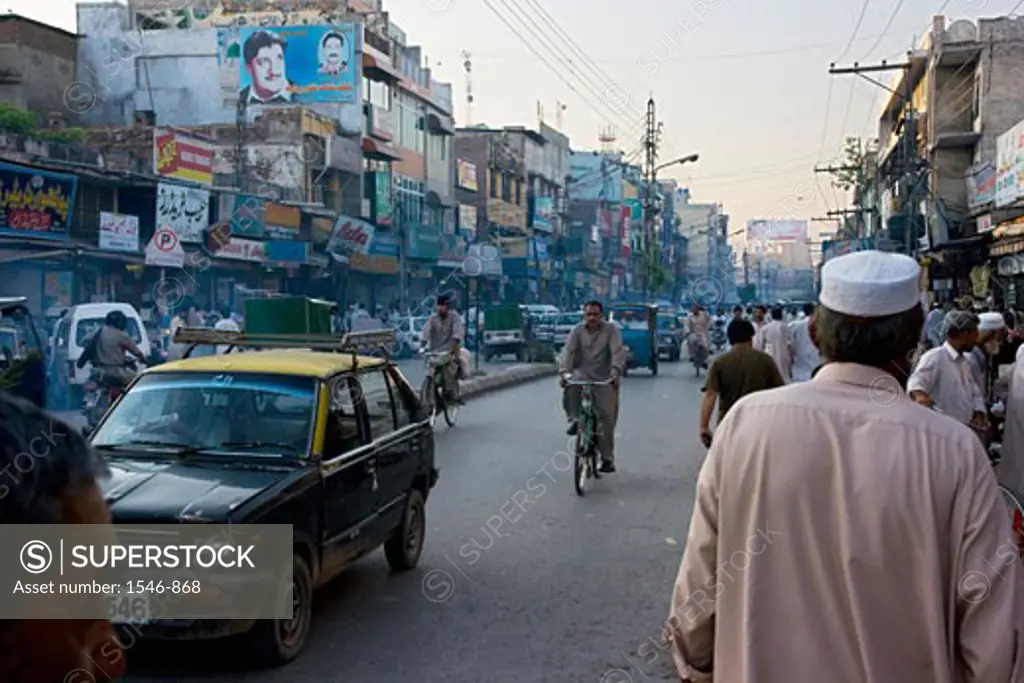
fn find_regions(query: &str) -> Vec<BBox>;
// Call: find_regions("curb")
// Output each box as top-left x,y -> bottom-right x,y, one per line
461,363 -> 558,401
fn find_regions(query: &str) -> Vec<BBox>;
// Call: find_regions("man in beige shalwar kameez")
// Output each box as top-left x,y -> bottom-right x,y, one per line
667,250 -> 1024,683
754,305 -> 793,383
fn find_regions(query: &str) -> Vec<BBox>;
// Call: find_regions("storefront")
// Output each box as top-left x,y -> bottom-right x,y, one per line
349,233 -> 400,311
405,223 -> 441,310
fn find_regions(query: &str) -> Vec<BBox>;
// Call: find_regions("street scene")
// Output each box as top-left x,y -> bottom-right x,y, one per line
5,0 -> 1024,682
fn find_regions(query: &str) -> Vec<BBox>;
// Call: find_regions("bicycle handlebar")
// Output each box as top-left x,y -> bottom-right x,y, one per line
564,377 -> 615,386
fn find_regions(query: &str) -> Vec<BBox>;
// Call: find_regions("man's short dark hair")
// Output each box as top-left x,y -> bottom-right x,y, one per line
583,300 -> 603,312
321,31 -> 344,48
803,303 -> 815,316
243,31 -> 286,65
0,393 -> 106,524
437,294 -> 450,305
771,306 -> 783,320
814,305 -> 924,369
727,319 -> 755,345
732,305 -> 743,314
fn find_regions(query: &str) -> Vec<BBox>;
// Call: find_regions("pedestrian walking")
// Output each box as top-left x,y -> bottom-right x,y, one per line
666,250 -> 1023,683
754,305 -> 792,383
907,310 -> 988,431
789,302 -> 821,382
698,319 -> 784,447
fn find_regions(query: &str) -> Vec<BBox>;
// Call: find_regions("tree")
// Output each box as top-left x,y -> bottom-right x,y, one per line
829,137 -> 865,192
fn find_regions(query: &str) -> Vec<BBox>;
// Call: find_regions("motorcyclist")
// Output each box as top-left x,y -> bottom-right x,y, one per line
419,294 -> 466,404
78,311 -> 146,390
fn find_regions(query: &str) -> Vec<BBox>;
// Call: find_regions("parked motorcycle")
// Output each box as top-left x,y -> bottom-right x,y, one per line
710,321 -> 727,352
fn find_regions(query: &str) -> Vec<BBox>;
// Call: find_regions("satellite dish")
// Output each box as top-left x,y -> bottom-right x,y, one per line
946,20 -> 978,43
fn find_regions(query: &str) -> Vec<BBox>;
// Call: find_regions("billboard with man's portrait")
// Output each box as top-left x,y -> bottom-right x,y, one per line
225,24 -> 358,106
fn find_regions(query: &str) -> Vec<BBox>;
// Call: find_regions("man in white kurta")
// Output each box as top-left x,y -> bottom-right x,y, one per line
789,302 -> 821,382
667,250 -> 1024,683
754,306 -> 792,383
907,310 -> 987,430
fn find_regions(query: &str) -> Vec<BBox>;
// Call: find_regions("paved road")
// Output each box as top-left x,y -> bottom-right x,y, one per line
119,359 -> 706,683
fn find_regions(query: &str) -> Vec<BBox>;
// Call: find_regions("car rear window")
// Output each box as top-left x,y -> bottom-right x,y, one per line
76,317 -> 143,347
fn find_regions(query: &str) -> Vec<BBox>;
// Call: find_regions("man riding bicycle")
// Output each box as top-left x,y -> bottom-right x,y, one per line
419,294 -> 466,404
77,310 -> 146,391
686,303 -> 711,364
559,300 -> 626,473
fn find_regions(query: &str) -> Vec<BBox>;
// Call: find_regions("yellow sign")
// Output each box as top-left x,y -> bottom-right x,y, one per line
350,253 -> 398,275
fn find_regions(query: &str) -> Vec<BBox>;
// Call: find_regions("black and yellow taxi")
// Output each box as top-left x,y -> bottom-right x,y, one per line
87,328 -> 437,665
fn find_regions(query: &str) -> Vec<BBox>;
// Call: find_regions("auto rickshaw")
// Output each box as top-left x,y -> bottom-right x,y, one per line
608,303 -> 658,376
0,297 -> 46,408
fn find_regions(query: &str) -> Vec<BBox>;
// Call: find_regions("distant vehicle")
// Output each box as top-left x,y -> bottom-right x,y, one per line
0,297 -> 46,408
393,315 -> 428,357
656,314 -> 682,362
484,305 -> 528,362
553,311 -> 582,350
53,303 -> 150,395
534,313 -> 557,344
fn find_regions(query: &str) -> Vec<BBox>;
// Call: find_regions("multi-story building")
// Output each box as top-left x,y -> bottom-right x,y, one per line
72,0 -> 456,313
0,14 -> 78,119
565,150 -> 628,303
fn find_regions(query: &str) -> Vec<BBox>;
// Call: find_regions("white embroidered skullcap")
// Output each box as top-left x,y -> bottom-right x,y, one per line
979,311 -> 1005,332
819,250 -> 921,317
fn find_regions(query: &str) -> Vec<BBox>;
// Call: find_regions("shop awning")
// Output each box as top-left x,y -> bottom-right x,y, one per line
362,53 -> 402,83
425,190 -> 456,207
426,112 -> 456,136
362,137 -> 403,161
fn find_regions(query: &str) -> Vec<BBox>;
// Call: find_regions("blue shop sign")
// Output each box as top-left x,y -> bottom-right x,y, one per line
406,223 -> 442,260
266,240 -> 309,263
370,233 -> 400,258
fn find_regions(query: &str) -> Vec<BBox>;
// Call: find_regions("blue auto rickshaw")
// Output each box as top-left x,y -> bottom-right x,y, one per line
608,304 -> 658,376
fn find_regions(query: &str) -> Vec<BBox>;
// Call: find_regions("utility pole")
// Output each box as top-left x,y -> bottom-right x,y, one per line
829,59 -> 920,256
641,96 -> 659,301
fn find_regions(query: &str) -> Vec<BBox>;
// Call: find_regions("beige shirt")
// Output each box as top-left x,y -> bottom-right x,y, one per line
558,320 -> 626,382
754,319 -> 792,383
1000,360 -> 1024,495
668,363 -> 1024,683
908,343 -> 986,424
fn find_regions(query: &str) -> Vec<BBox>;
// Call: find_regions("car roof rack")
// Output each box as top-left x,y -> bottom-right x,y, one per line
173,327 -> 397,366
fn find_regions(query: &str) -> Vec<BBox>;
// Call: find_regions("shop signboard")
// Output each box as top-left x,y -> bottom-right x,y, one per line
263,202 -> 301,240
266,240 -> 309,263
406,223 -> 442,260
532,196 -> 554,233
327,215 -> 375,256
99,212 -> 139,252
0,162 -> 77,240
216,236 -> 266,262
456,159 -> 478,192
153,128 -> 214,185
967,161 -> 996,208
223,24 -> 359,105
351,231 -> 399,274
458,204 -> 477,239
374,171 -> 393,226
219,193 -> 264,238
746,219 -> 808,242
156,182 -> 209,243
822,237 -> 875,262
996,121 -> 1024,207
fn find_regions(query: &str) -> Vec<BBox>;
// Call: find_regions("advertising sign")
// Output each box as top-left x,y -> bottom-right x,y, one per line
374,171 -> 392,226
229,24 -> 358,105
967,161 -> 996,208
153,128 -> 214,185
0,162 -> 77,239
262,202 -> 300,240
99,212 -> 139,252
746,219 -> 808,242
996,124 -> 1019,207
533,196 -> 554,233
133,6 -> 354,29
456,159 -> 478,192
406,223 -> 442,260
266,240 -> 309,263
219,193 -> 264,238
822,237 -> 875,262
217,236 -> 267,262
156,182 -> 210,243
327,216 -> 375,256
459,204 -> 477,238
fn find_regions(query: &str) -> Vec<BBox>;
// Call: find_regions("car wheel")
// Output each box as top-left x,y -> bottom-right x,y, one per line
385,489 -> 426,572
246,552 -> 313,666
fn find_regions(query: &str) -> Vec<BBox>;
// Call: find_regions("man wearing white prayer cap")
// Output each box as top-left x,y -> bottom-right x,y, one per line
908,310 -> 988,429
666,250 -> 1023,683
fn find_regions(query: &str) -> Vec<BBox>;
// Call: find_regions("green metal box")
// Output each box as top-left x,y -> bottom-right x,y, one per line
243,297 -> 335,335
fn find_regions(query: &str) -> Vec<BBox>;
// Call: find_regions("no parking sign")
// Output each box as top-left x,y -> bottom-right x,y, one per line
145,226 -> 186,267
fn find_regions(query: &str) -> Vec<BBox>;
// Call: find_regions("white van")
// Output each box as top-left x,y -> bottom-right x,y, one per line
53,303 -> 150,388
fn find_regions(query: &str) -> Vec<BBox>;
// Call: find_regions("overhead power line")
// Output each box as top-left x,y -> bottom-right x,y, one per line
835,0 -> 872,64
858,0 -> 906,60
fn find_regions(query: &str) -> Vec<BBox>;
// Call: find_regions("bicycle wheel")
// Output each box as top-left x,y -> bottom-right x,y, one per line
443,390 -> 459,427
420,377 -> 437,428
1000,485 -> 1024,560
573,428 -> 587,497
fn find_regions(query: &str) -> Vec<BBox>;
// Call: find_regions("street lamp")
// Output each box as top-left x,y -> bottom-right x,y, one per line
654,153 -> 699,175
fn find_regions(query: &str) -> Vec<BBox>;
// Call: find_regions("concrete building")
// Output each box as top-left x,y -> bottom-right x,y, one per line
0,15 -> 78,120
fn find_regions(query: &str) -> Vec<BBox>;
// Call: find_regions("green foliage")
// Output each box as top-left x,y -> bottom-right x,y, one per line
830,137 -> 865,192
0,104 -> 39,135
36,127 -> 87,144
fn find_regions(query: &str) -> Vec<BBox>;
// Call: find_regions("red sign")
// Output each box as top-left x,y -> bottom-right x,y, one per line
154,128 -> 215,185
154,227 -> 178,252
327,216 -> 376,256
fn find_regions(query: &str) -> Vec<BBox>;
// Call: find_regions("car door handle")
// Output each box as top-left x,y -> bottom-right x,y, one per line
366,461 -> 379,492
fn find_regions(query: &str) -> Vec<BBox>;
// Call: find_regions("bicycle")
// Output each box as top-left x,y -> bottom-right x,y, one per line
563,376 -> 614,496
420,351 -> 459,428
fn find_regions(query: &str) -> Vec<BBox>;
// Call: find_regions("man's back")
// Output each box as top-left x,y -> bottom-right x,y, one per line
672,362 -> 1022,683
93,325 -> 130,367
706,345 -> 782,421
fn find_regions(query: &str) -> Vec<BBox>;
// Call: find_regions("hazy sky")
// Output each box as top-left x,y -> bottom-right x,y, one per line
10,0 -> 1016,237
